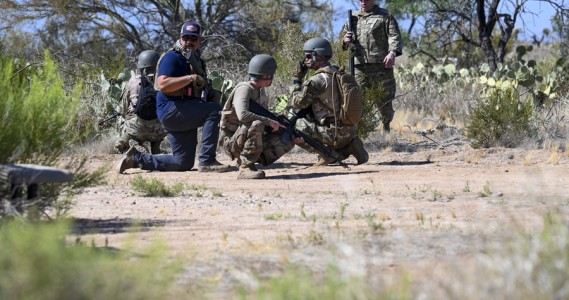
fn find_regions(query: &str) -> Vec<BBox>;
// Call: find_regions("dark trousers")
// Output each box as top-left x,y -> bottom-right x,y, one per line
138,100 -> 221,171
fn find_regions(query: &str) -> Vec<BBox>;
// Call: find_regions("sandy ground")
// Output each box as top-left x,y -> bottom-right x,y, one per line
68,141 -> 569,297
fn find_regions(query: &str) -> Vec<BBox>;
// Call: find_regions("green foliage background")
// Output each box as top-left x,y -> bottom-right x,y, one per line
0,52 -> 84,165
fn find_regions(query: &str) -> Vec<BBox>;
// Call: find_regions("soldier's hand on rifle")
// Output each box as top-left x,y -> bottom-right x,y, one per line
189,74 -> 207,88
292,60 -> 308,83
268,119 -> 286,132
343,31 -> 353,44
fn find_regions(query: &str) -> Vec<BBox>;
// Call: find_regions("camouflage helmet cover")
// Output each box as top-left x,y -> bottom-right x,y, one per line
137,50 -> 160,69
303,37 -> 333,58
248,54 -> 277,80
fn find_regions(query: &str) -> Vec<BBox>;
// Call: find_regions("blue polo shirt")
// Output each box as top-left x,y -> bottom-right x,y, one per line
156,50 -> 191,119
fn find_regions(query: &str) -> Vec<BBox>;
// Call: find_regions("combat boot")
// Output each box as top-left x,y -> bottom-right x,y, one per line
313,155 -> 336,166
237,165 -> 265,179
343,137 -> 369,165
198,160 -> 231,173
118,146 -> 140,174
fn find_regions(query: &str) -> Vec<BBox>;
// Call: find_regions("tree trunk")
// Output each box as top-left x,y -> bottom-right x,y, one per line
477,0 -> 498,71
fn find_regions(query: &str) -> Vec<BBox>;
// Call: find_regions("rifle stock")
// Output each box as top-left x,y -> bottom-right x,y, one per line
247,100 -> 343,163
348,10 -> 355,75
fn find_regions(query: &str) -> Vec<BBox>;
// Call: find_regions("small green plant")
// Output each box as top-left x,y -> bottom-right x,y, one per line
130,175 -> 183,197
300,202 -> 308,221
478,181 -> 493,197
339,202 -> 349,220
431,189 -> 443,201
265,213 -> 284,221
307,229 -> 324,245
415,212 -> 425,225
406,184 -> 420,200
364,212 -> 384,234
463,180 -> 472,192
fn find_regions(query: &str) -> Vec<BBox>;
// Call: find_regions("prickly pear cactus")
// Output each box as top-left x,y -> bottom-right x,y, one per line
208,71 -> 234,105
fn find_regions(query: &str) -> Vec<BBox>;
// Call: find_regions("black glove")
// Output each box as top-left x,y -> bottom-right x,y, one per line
292,60 -> 308,83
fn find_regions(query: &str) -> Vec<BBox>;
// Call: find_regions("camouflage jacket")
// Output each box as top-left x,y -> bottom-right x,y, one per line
290,63 -> 342,126
121,74 -> 142,118
341,5 -> 403,65
220,81 -> 272,132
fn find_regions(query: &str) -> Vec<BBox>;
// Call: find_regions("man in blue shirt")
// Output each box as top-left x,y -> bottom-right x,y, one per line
118,21 -> 230,173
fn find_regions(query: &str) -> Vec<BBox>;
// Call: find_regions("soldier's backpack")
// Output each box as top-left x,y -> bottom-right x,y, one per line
135,75 -> 158,120
315,66 -> 363,126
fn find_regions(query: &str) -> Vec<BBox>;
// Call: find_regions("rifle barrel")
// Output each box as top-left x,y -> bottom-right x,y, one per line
247,100 -> 342,162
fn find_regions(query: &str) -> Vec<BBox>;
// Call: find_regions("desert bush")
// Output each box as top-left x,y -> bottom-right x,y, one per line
0,53 -> 105,220
357,84 -> 389,139
131,175 -> 184,197
0,220 -> 178,300
466,86 -> 534,148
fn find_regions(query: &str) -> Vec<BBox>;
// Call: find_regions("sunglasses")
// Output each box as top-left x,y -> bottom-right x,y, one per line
181,35 -> 199,42
304,52 -> 316,60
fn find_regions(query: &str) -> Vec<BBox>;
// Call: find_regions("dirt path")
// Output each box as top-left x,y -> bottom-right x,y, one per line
69,145 -> 569,296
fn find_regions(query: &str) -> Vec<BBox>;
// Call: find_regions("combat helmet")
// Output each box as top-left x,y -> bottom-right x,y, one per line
248,54 -> 277,81
303,37 -> 333,59
137,50 -> 160,69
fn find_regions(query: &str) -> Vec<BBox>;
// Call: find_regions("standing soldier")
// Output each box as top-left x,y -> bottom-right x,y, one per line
115,50 -> 167,154
220,54 -> 298,179
290,37 -> 368,166
342,0 -> 403,132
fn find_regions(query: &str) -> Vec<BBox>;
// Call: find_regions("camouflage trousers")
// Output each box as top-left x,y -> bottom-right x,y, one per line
115,115 -> 167,154
354,64 -> 396,127
220,120 -> 294,167
296,118 -> 356,154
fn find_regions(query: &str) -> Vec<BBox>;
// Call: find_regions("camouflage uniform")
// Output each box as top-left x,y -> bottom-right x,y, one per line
290,62 -> 357,153
342,5 -> 403,130
220,82 -> 294,168
115,74 -> 167,154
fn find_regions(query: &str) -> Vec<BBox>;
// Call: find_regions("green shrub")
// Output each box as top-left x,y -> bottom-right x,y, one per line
131,175 -> 184,197
0,52 -> 84,164
0,220 -> 178,300
466,86 -> 534,148
357,84 -> 388,139
0,53 -> 104,220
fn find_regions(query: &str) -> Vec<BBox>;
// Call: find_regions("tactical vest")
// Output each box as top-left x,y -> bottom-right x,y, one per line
155,49 -> 207,98
220,82 -> 268,132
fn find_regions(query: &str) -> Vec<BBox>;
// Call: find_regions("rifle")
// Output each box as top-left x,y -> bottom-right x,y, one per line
347,10 -> 355,75
98,111 -> 120,128
247,100 -> 346,166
